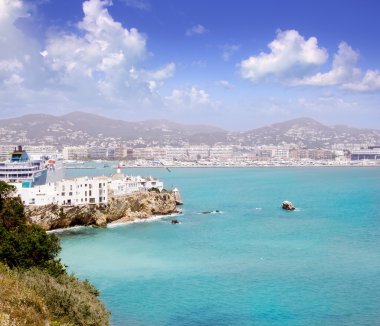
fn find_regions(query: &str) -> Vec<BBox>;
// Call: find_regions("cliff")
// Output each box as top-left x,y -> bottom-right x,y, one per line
26,191 -> 179,230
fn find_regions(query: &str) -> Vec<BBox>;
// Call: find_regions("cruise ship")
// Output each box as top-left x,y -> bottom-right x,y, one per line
0,146 -> 48,187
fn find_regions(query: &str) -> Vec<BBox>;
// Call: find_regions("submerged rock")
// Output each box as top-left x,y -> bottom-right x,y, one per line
282,200 -> 295,211
171,219 -> 179,224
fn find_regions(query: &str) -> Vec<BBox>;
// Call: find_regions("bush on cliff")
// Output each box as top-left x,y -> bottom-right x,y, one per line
0,181 -> 64,275
0,181 -> 110,325
0,263 -> 50,326
0,263 -> 110,326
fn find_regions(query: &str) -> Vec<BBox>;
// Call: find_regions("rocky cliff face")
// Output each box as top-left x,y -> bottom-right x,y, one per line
25,191 -> 178,230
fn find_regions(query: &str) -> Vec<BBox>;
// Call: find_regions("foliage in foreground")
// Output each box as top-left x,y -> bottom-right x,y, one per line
0,181 -> 110,325
0,182 -> 64,274
0,263 -> 109,326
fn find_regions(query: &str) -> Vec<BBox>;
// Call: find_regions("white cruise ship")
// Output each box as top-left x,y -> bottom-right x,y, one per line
0,146 -> 48,187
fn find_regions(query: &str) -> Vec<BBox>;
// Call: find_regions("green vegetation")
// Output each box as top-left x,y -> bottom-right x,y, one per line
0,181 -> 110,325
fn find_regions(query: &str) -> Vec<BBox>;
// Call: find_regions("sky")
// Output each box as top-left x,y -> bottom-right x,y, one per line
1,0 -> 380,130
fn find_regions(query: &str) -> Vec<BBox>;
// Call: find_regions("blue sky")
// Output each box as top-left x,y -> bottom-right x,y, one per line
0,0 -> 380,130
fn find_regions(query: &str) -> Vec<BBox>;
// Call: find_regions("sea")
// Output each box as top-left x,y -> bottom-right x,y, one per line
58,166 -> 380,326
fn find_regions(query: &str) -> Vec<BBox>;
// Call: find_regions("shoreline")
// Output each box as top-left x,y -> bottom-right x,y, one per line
47,212 -> 181,233
65,162 -> 380,169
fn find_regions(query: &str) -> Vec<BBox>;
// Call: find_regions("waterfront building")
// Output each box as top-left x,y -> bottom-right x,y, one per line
351,148 -> 380,160
209,146 -> 233,160
62,146 -> 89,160
88,146 -> 115,160
13,173 -> 164,206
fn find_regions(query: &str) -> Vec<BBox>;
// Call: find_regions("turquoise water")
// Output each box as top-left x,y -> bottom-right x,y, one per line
59,167 -> 380,326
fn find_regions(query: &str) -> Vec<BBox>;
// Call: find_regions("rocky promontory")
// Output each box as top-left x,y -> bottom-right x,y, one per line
26,191 -> 179,230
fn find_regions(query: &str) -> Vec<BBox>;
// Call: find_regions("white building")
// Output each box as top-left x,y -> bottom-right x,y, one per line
62,146 -> 89,160
15,176 -> 109,206
13,173 -> 164,206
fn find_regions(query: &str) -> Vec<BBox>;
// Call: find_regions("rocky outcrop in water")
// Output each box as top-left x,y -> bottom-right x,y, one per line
282,200 -> 295,211
25,191 -> 179,230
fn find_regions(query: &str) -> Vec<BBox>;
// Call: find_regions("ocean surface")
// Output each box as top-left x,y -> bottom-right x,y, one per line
59,167 -> 380,326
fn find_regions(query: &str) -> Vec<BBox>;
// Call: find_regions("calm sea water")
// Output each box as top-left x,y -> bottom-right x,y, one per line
59,167 -> 380,326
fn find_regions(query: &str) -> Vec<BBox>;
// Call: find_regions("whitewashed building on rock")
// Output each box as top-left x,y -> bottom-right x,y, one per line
13,172 -> 164,206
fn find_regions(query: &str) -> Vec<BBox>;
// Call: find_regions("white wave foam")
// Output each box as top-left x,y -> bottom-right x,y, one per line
107,213 -> 181,228
47,225 -> 87,234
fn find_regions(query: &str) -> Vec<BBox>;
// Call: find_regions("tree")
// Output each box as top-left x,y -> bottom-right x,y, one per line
0,181 -> 64,275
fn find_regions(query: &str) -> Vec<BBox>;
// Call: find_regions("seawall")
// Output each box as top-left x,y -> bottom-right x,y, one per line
25,191 -> 179,230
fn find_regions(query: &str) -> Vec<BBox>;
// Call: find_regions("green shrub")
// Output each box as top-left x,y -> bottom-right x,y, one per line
18,268 -> 110,326
0,223 -> 64,273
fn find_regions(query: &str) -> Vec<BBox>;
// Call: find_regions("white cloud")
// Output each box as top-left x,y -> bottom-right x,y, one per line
0,0 -> 45,88
221,44 -> 240,61
0,0 -> 182,116
0,59 -> 23,72
44,0 -> 147,78
165,86 -> 214,110
4,73 -> 24,86
216,80 -> 233,89
240,29 -> 328,82
343,70 -> 380,92
127,62 -> 176,92
145,62 -> 176,81
293,42 -> 380,92
186,24 -> 208,36
293,42 -> 360,86
120,0 -> 151,11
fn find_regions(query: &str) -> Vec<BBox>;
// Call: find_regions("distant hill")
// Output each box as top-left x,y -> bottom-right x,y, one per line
0,111 -> 227,147
238,117 -> 380,147
0,113 -> 379,148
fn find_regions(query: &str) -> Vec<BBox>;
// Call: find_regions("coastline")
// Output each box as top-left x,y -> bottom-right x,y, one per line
65,161 -> 380,169
28,191 -> 180,231
48,212 -> 181,233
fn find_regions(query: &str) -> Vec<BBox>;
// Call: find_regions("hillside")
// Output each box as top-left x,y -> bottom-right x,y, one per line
238,117 -> 380,147
0,112 -> 379,148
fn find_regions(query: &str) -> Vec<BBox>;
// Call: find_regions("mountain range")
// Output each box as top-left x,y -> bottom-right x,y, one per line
0,112 -> 379,148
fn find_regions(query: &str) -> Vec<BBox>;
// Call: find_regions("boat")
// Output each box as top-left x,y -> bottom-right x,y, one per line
0,146 -> 48,187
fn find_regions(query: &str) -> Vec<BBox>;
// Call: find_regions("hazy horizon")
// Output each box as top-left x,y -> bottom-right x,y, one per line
1,0 -> 380,130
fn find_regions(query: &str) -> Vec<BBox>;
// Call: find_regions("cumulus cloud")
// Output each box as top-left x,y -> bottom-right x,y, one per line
293,42 -> 380,92
0,0 -> 183,116
44,0 -> 146,77
343,70 -> 380,92
240,29 -> 328,82
186,24 -> 208,36
145,62 -> 176,81
293,42 -> 360,86
165,86 -> 215,110
0,0 -> 45,88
